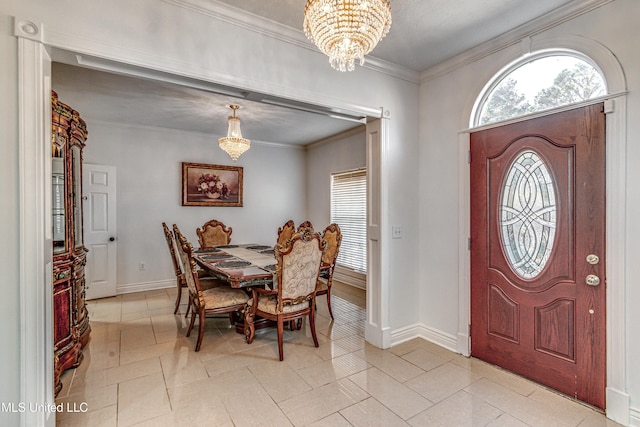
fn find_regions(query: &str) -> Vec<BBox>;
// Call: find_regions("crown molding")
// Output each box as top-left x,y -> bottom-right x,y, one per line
420,0 -> 614,82
84,117 -> 305,149
161,0 -> 419,84
306,125 -> 366,150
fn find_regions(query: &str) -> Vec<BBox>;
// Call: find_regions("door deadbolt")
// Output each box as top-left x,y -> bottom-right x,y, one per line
586,254 -> 600,265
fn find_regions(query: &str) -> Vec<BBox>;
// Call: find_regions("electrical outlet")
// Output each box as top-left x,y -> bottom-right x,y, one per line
392,225 -> 403,239
139,262 -> 146,271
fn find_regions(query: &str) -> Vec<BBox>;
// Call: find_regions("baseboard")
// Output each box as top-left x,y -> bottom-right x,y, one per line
116,279 -> 174,295
390,323 -> 458,354
457,332 -> 470,356
333,266 -> 366,289
365,322 -> 391,349
606,387 -> 631,426
629,406 -> 639,427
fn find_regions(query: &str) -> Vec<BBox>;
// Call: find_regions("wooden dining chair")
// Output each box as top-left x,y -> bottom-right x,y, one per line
316,223 -> 342,320
276,219 -> 295,248
162,222 -> 224,317
196,219 -> 232,249
173,224 -> 249,352
245,225 -> 325,360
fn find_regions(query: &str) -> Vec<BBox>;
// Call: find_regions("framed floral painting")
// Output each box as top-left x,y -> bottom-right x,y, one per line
181,162 -> 243,207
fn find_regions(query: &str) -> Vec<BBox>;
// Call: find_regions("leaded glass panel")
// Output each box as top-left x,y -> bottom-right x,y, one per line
500,150 -> 556,279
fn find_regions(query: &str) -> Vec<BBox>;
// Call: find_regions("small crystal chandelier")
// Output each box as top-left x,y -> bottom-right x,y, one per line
303,0 -> 392,72
218,104 -> 250,162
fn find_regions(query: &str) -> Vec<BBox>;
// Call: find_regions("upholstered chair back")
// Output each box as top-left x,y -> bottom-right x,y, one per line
276,219 -> 295,248
162,222 -> 183,278
173,225 -> 200,296
197,219 -> 232,249
321,223 -> 342,266
275,229 -> 324,305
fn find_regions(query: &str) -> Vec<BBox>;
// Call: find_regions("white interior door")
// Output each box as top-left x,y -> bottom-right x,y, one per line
83,164 -> 117,299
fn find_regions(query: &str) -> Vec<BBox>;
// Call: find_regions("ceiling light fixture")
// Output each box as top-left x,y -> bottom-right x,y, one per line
303,0 -> 392,72
218,104 -> 250,162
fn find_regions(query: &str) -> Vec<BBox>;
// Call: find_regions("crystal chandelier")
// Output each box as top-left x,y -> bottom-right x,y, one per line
303,0 -> 392,72
218,105 -> 250,162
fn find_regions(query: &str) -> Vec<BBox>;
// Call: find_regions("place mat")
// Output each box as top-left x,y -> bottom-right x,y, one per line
201,253 -> 233,261
262,264 -> 276,272
216,244 -> 238,249
216,260 -> 251,269
246,245 -> 271,250
260,249 -> 275,255
195,248 -> 222,254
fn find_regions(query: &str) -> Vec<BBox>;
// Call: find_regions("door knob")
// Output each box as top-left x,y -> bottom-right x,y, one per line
109,237 -> 116,242
585,274 -> 600,286
586,254 -> 600,265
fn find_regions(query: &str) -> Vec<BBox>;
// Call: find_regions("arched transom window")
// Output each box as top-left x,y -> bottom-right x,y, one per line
474,51 -> 606,126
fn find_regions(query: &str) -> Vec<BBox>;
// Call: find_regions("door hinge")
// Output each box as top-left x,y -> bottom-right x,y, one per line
468,237 -> 471,250
468,150 -> 471,164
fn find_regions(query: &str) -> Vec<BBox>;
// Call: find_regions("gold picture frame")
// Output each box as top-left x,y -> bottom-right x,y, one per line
181,162 -> 243,207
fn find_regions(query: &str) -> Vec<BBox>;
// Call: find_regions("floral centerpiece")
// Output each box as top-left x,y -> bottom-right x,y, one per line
197,173 -> 230,199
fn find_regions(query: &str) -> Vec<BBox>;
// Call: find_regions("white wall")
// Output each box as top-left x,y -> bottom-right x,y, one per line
75,118 -> 307,292
418,0 -> 639,423
306,127 -> 367,288
306,127 -> 367,229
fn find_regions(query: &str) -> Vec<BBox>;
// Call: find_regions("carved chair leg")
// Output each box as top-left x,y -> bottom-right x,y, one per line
277,316 -> 285,361
309,305 -> 319,348
326,289 -> 334,320
245,307 -> 255,344
173,283 -> 182,315
195,308 -> 205,352
186,305 -> 196,337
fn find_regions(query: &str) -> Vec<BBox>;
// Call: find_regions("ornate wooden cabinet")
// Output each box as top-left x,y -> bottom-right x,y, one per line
52,91 -> 91,395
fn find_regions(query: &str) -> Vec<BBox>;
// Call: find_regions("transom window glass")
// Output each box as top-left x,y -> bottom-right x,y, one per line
331,169 -> 367,273
478,54 -> 606,126
500,150 -> 557,279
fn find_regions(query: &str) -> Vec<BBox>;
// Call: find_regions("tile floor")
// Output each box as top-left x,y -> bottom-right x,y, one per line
56,282 -> 619,426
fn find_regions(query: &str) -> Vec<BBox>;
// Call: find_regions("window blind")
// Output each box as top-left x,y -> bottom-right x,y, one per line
331,169 -> 367,274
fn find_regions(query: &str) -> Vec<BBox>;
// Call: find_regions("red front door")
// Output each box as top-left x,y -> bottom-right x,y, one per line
470,104 -> 606,409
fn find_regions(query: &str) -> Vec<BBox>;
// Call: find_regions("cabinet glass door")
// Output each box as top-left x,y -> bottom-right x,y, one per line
52,156 -> 66,254
72,144 -> 83,249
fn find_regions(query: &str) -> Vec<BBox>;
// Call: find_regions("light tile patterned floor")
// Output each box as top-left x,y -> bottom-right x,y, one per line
56,282 -> 619,426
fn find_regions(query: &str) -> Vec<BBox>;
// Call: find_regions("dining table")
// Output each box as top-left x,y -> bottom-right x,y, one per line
193,244 -> 277,289
193,243 -> 329,335
194,243 -> 280,335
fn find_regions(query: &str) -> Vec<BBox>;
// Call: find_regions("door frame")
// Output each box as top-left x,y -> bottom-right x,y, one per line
457,36 -> 628,423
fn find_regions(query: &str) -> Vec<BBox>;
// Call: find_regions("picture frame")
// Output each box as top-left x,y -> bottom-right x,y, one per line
181,162 -> 243,207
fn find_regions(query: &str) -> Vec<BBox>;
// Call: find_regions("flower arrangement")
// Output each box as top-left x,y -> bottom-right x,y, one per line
197,173 -> 229,199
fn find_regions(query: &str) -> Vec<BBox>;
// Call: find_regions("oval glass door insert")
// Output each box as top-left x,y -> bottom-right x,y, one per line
500,150 -> 557,279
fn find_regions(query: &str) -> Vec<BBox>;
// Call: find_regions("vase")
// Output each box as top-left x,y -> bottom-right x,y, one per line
205,191 -> 220,199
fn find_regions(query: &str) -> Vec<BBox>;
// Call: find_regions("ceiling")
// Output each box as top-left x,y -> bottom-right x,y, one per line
214,0 -> 574,72
51,0 -> 576,146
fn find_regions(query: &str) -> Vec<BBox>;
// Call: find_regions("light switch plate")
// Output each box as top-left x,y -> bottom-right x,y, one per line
392,225 -> 402,239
